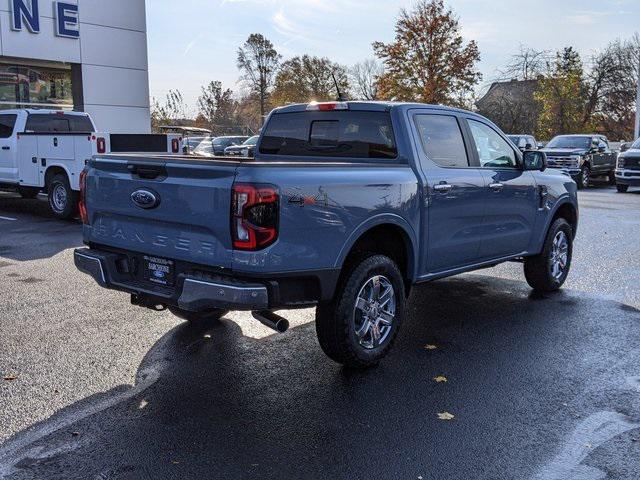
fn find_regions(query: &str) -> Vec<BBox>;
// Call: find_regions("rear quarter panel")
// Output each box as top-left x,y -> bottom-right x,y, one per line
232,162 -> 420,275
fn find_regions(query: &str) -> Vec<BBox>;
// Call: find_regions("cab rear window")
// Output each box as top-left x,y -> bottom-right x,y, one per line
259,111 -> 397,160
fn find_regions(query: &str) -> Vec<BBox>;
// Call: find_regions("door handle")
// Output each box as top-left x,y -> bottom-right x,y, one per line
489,182 -> 504,191
433,183 -> 453,193
1,146 -> 9,150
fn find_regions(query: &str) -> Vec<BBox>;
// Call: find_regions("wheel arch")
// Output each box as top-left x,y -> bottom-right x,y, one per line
44,164 -> 73,190
548,200 -> 578,239
334,215 -> 418,293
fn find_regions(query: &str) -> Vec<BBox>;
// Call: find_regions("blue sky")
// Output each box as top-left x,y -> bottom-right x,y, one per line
146,0 -> 640,116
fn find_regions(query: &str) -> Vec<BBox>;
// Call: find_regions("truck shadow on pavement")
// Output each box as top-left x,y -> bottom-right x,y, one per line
1,275 -> 639,480
0,194 -> 82,262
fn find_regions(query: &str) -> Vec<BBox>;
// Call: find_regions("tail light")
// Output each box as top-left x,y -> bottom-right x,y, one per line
79,169 -> 89,225
231,184 -> 279,250
96,137 -> 106,154
171,138 -> 180,153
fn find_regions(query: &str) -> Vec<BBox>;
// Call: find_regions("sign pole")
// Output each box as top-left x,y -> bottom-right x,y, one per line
636,57 -> 640,139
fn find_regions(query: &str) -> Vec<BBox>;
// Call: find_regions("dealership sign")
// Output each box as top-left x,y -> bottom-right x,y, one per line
10,0 -> 79,39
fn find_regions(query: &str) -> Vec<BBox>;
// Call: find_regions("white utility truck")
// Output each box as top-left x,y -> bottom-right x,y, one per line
0,109 -> 182,219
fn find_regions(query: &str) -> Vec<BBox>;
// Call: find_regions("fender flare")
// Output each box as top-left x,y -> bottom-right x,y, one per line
541,197 -> 578,241
333,213 -> 419,281
44,163 -> 77,191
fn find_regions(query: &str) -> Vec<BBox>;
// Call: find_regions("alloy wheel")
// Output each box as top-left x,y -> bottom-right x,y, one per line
353,275 -> 396,349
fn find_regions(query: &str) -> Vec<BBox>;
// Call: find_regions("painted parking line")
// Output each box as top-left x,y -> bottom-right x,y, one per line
0,216 -> 17,221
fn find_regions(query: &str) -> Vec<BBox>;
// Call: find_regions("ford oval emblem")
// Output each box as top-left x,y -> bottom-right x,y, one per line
131,189 -> 160,209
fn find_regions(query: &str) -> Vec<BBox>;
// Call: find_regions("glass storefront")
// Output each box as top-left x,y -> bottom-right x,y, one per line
0,63 -> 73,110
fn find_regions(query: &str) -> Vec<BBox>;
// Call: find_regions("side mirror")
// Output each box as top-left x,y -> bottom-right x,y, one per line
523,150 -> 547,171
525,143 -> 533,150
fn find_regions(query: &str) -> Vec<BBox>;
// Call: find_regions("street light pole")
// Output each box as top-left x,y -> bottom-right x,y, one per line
636,57 -> 640,139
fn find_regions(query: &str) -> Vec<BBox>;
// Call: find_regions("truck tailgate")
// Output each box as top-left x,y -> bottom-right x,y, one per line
83,156 -> 237,269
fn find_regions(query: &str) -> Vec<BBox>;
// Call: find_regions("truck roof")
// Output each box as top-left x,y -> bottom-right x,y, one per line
272,100 -> 483,118
2,108 -> 90,116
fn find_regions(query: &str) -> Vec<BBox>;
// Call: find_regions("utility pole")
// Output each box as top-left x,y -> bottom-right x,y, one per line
636,59 -> 640,139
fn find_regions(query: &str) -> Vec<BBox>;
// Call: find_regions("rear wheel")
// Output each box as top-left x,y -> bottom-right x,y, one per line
616,184 -> 629,193
168,307 -> 229,326
18,186 -> 40,199
524,218 -> 573,292
47,174 -> 78,220
315,254 -> 405,368
577,166 -> 590,189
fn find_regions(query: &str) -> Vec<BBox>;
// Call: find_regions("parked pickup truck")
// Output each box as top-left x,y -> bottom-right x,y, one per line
615,137 -> 640,193
0,109 -> 182,219
540,134 -> 617,189
74,101 -> 579,368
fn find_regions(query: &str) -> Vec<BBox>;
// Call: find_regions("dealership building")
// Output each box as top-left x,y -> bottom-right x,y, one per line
0,0 -> 150,133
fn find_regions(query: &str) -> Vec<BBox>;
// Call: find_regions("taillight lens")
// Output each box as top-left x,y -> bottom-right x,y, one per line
79,169 -> 89,225
96,137 -> 106,154
171,138 -> 180,153
231,184 -> 279,250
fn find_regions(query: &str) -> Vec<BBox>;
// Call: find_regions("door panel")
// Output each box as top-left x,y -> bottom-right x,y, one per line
478,169 -> 537,259
425,168 -> 486,272
17,136 -> 40,186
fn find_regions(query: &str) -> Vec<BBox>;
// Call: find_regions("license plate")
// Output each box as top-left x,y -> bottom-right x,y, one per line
143,256 -> 175,286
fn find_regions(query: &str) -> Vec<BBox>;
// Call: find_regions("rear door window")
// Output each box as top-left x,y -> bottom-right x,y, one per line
260,111 -> 397,160
0,114 -> 17,138
25,115 -> 70,133
413,114 -> 469,167
68,115 -> 95,132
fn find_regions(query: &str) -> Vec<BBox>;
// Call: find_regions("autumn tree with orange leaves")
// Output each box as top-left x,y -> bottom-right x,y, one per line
373,0 -> 481,107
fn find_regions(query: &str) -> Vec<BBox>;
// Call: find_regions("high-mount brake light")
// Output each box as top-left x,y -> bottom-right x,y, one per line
231,184 -> 279,250
79,169 -> 89,225
306,102 -> 349,111
96,137 -> 106,154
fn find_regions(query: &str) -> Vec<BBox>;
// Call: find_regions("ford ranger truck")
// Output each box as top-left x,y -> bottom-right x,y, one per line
74,102 -> 579,368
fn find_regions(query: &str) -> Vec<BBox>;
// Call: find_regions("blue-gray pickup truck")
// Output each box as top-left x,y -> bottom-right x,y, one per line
74,101 -> 579,368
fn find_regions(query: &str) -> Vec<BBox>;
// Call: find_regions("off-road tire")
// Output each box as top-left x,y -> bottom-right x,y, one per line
315,254 -> 405,369
524,218 -> 573,292
616,184 -> 629,193
48,174 -> 78,220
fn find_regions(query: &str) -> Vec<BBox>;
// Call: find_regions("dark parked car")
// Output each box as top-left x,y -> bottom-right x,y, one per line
224,135 -> 259,158
541,134 -> 617,189
615,137 -> 640,193
507,134 -> 539,152
75,101 -> 578,368
212,136 -> 249,156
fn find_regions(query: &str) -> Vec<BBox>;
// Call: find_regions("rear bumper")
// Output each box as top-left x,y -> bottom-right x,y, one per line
615,169 -> 640,186
74,247 -> 339,312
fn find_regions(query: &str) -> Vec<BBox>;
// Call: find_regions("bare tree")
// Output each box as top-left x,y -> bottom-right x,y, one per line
150,90 -> 187,132
350,59 -> 384,100
197,81 -> 237,134
237,34 -> 281,124
497,45 -> 550,81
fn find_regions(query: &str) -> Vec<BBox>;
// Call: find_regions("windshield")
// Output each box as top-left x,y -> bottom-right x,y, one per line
546,136 -> 591,149
213,137 -> 247,147
243,136 -> 259,146
631,138 -> 640,149
507,136 -> 521,144
193,139 -> 213,156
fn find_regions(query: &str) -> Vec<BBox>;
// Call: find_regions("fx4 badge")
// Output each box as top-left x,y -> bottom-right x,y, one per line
131,189 -> 160,209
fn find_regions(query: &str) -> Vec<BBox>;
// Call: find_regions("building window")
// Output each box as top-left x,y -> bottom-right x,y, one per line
0,63 -> 73,110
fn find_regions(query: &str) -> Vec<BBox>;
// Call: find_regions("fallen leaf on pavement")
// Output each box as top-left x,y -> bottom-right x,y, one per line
424,344 -> 438,350
3,375 -> 17,381
437,412 -> 455,420
433,376 -> 448,383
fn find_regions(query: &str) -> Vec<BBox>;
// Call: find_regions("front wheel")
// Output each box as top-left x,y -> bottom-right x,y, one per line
616,184 -> 629,193
47,174 -> 78,220
315,254 -> 405,368
577,166 -> 590,189
524,218 -> 573,292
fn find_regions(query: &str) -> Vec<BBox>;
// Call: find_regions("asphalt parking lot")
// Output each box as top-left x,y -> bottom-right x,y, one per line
1,185 -> 639,480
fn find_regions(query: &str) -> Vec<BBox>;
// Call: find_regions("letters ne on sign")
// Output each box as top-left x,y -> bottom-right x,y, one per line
10,0 -> 79,39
